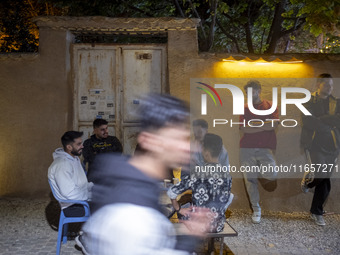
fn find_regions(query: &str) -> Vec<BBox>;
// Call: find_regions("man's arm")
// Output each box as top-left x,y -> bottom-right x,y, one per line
167,175 -> 191,215
319,114 -> 340,128
111,136 -> 123,153
82,139 -> 94,165
218,146 -> 229,167
240,120 -> 279,133
54,162 -> 88,200
301,115 -> 331,132
239,114 -> 264,133
301,100 -> 334,132
239,103 -> 279,133
317,98 -> 340,127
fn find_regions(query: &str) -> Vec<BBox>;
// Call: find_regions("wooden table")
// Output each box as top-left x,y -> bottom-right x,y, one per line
173,222 -> 238,255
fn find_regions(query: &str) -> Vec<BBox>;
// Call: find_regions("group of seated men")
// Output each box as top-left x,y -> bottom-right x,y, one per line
48,118 -> 123,217
47,94 -> 233,254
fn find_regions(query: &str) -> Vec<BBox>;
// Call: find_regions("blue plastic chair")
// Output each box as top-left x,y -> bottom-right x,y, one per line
48,180 -> 90,255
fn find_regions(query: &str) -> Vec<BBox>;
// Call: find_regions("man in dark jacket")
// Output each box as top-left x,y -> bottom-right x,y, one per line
301,73 -> 339,226
83,118 -> 123,179
76,94 -> 210,255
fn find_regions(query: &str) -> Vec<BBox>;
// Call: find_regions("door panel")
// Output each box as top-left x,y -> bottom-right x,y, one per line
122,126 -> 141,155
76,48 -> 117,122
122,49 -> 163,123
73,44 -> 166,155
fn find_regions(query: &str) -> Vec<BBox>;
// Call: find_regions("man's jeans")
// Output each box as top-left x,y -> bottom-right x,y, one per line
240,148 -> 277,213
308,150 -> 337,215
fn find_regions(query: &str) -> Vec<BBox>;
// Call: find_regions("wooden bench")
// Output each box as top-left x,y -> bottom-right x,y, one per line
173,222 -> 238,255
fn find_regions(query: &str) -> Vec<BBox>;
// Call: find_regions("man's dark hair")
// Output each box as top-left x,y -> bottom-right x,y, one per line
193,119 -> 208,129
138,93 -> 189,130
93,118 -> 108,129
61,131 -> 83,150
317,73 -> 333,86
244,80 -> 262,91
203,133 -> 223,158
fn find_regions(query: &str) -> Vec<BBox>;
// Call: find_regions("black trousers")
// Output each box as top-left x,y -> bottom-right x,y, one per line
307,151 -> 337,215
63,204 -> 85,217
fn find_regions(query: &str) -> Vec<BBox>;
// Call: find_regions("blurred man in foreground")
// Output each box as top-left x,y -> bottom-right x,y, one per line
77,94 -> 210,255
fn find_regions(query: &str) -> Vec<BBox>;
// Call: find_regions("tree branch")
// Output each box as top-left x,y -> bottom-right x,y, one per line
244,2 -> 254,53
260,27 -> 266,54
207,0 -> 219,50
222,12 -> 234,22
281,18 -> 306,36
26,0 -> 38,17
216,18 -> 241,53
187,0 -> 207,40
265,0 -> 286,53
172,0 -> 185,18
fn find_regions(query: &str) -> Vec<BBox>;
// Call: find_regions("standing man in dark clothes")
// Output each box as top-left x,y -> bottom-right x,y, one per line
301,73 -> 339,226
83,118 -> 123,179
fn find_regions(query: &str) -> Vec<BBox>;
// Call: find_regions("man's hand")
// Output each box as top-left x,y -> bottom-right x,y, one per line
180,207 -> 212,237
178,207 -> 191,217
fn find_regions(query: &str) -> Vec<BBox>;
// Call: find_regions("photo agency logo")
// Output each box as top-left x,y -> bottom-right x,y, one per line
195,80 -> 312,127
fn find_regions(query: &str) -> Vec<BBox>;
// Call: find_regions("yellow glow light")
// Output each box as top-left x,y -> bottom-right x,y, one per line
221,57 -> 303,64
214,59 -> 312,78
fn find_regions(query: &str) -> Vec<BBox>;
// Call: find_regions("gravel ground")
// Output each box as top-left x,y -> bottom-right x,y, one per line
0,197 -> 339,255
225,209 -> 340,255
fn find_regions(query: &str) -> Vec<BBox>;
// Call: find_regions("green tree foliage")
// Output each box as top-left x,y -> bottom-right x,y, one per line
213,0 -> 339,53
0,0 -> 339,53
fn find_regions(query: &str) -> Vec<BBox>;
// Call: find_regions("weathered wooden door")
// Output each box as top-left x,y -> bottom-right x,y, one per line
72,44 -> 167,154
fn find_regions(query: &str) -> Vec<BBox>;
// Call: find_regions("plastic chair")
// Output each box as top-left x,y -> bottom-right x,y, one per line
48,180 -> 90,255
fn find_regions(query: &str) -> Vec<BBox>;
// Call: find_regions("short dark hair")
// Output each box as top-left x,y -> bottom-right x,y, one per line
138,93 -> 189,130
93,118 -> 108,129
193,119 -> 208,129
317,73 -> 333,86
61,131 -> 83,150
244,80 -> 261,91
203,133 -> 223,158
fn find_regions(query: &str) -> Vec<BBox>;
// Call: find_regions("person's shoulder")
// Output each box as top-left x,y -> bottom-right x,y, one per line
309,91 -> 319,103
221,146 -> 228,154
83,139 -> 90,146
49,157 -> 73,171
261,99 -> 273,106
83,135 -> 95,145
107,135 -> 120,141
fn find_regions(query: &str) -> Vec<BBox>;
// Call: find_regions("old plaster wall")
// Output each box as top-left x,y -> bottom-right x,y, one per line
0,17 -> 339,214
0,17 -> 202,198
0,29 -> 73,197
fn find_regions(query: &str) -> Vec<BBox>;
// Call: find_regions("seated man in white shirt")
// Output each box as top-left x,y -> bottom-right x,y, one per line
48,131 -> 93,217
